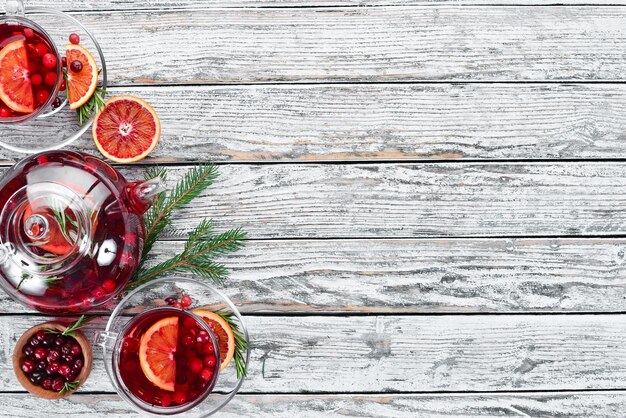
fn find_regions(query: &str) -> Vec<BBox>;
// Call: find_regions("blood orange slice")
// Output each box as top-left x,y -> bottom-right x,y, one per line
65,44 -> 98,110
139,316 -> 179,392
192,310 -> 236,371
0,39 -> 34,113
22,204 -> 74,256
92,95 -> 161,163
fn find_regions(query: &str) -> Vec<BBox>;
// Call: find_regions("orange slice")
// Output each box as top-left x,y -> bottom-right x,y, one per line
65,44 -> 98,110
192,310 -> 236,371
22,204 -> 73,256
139,316 -> 179,392
92,95 -> 161,163
0,40 -> 34,113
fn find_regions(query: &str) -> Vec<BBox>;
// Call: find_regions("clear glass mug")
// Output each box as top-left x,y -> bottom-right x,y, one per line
97,277 -> 250,417
0,0 -> 107,153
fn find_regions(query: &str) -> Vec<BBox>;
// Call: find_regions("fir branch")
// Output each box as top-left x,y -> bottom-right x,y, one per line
59,380 -> 80,395
141,166 -> 169,264
214,310 -> 248,379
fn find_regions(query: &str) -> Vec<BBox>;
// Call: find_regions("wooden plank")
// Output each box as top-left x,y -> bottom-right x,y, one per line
5,83 -> 626,163
26,7 -> 626,84
1,315 -> 625,392
1,238 -> 626,315
2,391 -> 626,417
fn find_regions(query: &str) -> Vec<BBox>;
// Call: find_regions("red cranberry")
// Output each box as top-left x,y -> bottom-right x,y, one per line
61,56 -> 67,67
34,347 -> 47,360
22,345 -> 34,357
23,28 -> 34,39
31,73 -> 42,86
35,360 -> 46,371
47,348 -> 60,361
172,302 -> 182,309
180,295 -> 193,308
61,344 -> 71,355
34,43 -> 47,57
42,334 -> 54,347
196,330 -> 210,344
59,78 -> 67,92
54,335 -> 66,346
36,90 -> 49,104
122,338 -> 138,352
173,392 -> 186,405
182,334 -> 195,348
21,358 -> 35,374
67,372 -> 78,382
62,354 -> 74,363
69,33 -> 80,44
41,378 -> 52,390
72,358 -> 83,371
42,53 -> 57,69
46,361 -> 60,375
58,364 -> 71,377
51,377 -> 64,392
203,355 -> 216,368
29,371 -> 43,386
183,317 -> 196,329
70,344 -> 82,356
52,97 -> 62,109
44,72 -> 57,87
190,358 -> 203,374
202,343 -> 215,355
200,367 -> 213,381
102,279 -> 116,293
35,330 -> 46,341
94,288 -> 105,299
164,297 -> 177,305
70,60 -> 83,73
0,107 -> 10,118
161,394 -> 172,407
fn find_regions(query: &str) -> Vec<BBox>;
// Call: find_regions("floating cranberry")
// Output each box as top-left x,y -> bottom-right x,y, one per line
94,288 -> 105,299
34,43 -> 47,57
31,73 -> 42,86
202,343 -> 215,355
51,377 -> 64,392
58,363 -> 71,377
34,347 -> 47,360
70,344 -> 82,356
41,378 -> 52,390
200,367 -> 213,381
182,334 -> 195,348
180,295 -> 193,308
23,28 -> 34,39
69,33 -> 80,44
44,72 -> 57,87
21,358 -> 35,374
183,317 -> 196,329
42,53 -> 57,69
102,279 -> 116,293
161,394 -> 172,407
173,392 -> 186,405
36,90 -> 49,104
0,108 -> 10,118
190,358 -> 203,374
203,355 -> 216,368
196,330 -> 210,344
70,60 -> 83,73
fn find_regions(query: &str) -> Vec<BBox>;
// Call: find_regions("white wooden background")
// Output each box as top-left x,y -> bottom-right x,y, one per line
1,0 -> 626,416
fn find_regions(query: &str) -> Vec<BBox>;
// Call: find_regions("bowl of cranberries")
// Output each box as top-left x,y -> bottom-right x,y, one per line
13,321 -> 92,399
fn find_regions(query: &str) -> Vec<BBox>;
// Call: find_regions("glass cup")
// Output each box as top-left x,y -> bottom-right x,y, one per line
97,277 -> 250,417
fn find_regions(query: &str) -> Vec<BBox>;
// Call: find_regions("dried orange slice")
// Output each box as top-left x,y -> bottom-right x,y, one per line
65,44 -> 98,110
0,40 -> 34,113
192,310 -> 236,371
139,316 -> 179,392
92,95 -> 160,163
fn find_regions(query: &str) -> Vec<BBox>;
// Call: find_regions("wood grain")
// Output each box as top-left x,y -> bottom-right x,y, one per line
1,238 -> 626,314
1,315 -> 626,393
27,7 -> 626,84
2,391 -> 626,417
5,83 -> 626,163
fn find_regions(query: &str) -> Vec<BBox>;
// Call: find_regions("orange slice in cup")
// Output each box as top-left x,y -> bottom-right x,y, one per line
192,310 -> 236,371
138,316 -> 179,392
65,43 -> 98,110
0,39 -> 34,113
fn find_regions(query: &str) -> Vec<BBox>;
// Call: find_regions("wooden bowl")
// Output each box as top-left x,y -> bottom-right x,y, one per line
13,321 -> 93,399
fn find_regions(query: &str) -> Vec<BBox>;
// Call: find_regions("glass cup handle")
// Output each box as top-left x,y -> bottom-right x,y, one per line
4,0 -> 25,16
95,331 -> 118,350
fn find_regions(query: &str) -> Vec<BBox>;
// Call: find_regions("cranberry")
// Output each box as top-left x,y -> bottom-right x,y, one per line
54,335 -> 66,347
200,367 -> 213,381
29,371 -> 43,386
180,295 -> 193,308
31,73 -> 42,86
36,90 -> 49,104
34,43 -> 47,57
22,345 -> 34,357
202,343 -> 215,355
42,53 -> 57,69
42,334 -> 55,347
51,377 -> 64,392
44,72 -> 57,87
0,107 -> 10,118
46,361 -> 59,375
69,33 -> 80,44
73,358 -> 83,371
61,56 -> 67,67
70,60 -> 83,73
35,360 -> 46,371
23,28 -> 34,39
58,364 -> 71,377
94,288 -> 105,299
190,358 -> 203,374
59,78 -> 67,92
172,302 -> 182,309
70,344 -> 82,356
196,330 -> 210,344
21,358 -> 35,374
47,348 -> 60,361
35,330 -> 46,341
41,378 -> 52,390
182,334 -> 195,348
183,317 -> 197,330
122,338 -> 138,352
52,97 -> 62,109
34,347 -> 47,360
173,392 -> 186,405
161,394 -> 172,407
67,372 -> 78,382
164,297 -> 177,305
102,279 -> 116,293
61,344 -> 71,355
203,355 -> 216,368
62,354 -> 74,364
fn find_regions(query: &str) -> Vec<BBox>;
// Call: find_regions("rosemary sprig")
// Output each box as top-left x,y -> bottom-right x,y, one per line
59,380 -> 80,395
63,68 -> 107,125
214,310 -> 248,378
45,315 -> 94,337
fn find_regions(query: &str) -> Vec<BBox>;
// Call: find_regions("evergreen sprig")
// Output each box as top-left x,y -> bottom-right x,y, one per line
60,379 -> 80,395
76,87 -> 107,125
45,315 -> 94,337
215,310 -> 249,379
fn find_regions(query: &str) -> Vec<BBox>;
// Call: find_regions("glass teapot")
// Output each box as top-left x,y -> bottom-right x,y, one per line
0,151 -> 164,313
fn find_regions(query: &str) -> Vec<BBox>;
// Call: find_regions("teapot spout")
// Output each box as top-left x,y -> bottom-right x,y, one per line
127,177 -> 166,214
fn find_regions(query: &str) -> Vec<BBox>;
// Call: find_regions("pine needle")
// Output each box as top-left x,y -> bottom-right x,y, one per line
214,310 -> 249,378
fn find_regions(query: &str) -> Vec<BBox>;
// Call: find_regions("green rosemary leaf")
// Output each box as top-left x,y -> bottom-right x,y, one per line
214,310 -> 248,379
76,87 -> 107,125
56,315 -> 94,337
60,379 -> 80,395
